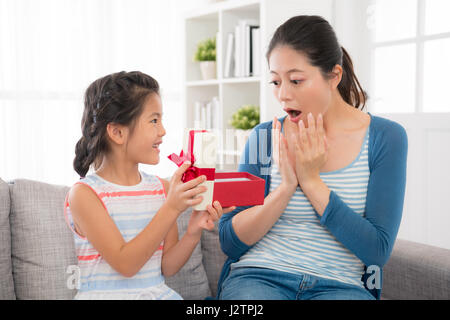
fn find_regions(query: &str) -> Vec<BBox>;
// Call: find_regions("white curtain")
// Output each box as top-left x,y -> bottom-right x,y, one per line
0,0 -> 203,185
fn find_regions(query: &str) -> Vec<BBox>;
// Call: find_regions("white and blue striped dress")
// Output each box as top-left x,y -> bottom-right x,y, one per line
64,171 -> 182,300
231,128 -> 370,288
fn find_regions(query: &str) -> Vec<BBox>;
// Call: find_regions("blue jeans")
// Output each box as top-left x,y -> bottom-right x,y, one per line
219,267 -> 375,300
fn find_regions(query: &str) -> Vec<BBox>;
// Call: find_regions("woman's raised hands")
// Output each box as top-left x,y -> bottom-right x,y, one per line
292,113 -> 329,190
273,117 -> 298,193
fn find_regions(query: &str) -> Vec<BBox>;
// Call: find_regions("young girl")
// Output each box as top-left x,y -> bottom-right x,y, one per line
64,71 -> 234,299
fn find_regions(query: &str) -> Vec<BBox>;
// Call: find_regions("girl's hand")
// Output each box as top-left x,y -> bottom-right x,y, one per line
273,117 -> 298,193
165,161 -> 207,214
187,201 -> 236,237
293,113 -> 329,190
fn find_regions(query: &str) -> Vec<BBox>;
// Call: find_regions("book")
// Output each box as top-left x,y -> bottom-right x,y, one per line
224,32 -> 234,78
216,31 -> 221,79
194,101 -> 203,129
235,19 -> 259,78
251,27 -> 260,76
245,24 -> 251,77
206,102 -> 212,129
201,103 -> 207,129
234,24 -> 241,77
211,96 -> 221,130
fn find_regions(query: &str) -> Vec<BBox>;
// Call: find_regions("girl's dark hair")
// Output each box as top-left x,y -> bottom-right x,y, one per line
266,15 -> 367,110
73,71 -> 160,178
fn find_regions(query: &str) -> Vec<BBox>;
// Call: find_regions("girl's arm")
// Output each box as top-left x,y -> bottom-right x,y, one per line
68,162 -> 207,278
161,179 -> 234,276
160,219 -> 201,277
161,222 -> 200,277
160,178 -> 200,277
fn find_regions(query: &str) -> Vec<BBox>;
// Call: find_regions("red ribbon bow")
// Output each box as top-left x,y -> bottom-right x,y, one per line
168,130 -> 215,183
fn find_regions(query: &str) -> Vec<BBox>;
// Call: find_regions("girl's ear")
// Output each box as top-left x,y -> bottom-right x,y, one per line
106,122 -> 128,145
329,64 -> 343,90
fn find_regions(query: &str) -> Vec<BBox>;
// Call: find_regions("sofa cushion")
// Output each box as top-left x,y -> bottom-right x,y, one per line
165,207 -> 211,299
382,239 -> 450,300
9,178 -> 211,300
201,221 -> 227,298
0,178 -> 16,299
9,179 -> 77,299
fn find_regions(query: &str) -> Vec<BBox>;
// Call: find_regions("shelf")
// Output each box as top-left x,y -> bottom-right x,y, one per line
186,76 -> 260,87
186,79 -> 220,87
222,76 -> 260,84
184,0 -> 261,19
184,0 -> 332,170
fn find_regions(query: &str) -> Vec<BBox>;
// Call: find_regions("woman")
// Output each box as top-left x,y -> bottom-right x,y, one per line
217,15 -> 407,300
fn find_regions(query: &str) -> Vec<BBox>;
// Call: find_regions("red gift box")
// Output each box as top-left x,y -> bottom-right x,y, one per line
212,172 -> 265,208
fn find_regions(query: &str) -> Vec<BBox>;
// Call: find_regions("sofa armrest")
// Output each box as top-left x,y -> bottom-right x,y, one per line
382,239 -> 450,300
0,178 -> 16,299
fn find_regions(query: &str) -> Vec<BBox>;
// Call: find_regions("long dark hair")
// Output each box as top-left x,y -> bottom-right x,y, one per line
266,15 -> 367,110
73,71 -> 160,178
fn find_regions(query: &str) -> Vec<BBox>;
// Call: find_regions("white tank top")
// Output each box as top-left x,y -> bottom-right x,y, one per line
64,171 -> 182,299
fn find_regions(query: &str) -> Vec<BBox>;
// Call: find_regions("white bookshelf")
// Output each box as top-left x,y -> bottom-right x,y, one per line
182,0 -> 333,170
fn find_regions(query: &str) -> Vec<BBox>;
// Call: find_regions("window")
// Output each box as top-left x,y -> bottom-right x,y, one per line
0,0 -> 201,185
368,0 -> 450,113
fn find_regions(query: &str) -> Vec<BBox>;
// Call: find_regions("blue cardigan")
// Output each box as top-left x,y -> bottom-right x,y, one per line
216,113 -> 408,300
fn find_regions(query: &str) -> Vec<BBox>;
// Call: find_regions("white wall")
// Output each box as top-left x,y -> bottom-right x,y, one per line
0,0 -> 211,185
333,0 -> 450,250
332,0 -> 372,100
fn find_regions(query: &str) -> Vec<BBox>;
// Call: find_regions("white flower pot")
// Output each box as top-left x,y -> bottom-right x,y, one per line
200,61 -> 216,80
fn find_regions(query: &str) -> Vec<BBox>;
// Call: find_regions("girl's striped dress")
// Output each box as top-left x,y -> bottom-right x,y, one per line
231,127 -> 370,288
64,171 -> 182,300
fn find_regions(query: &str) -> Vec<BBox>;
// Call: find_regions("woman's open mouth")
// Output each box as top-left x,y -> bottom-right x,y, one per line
284,108 -> 302,123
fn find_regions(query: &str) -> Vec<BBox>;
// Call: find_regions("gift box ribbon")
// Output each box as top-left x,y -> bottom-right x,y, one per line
168,130 -> 215,183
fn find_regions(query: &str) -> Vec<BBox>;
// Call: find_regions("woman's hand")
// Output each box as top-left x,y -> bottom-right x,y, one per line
293,112 -> 329,190
187,201 -> 236,237
165,161 -> 207,214
273,117 -> 298,193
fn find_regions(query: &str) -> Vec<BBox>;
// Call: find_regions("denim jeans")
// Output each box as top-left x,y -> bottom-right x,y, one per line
219,267 -> 375,300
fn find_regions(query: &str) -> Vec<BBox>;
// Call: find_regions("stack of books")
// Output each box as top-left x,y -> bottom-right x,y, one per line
193,97 -> 221,130
224,19 -> 260,78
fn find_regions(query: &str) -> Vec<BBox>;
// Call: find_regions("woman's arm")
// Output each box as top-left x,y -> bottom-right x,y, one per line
219,119 -> 297,256
231,183 -> 295,246
296,116 -> 408,268
318,122 -> 408,268
219,123 -> 271,259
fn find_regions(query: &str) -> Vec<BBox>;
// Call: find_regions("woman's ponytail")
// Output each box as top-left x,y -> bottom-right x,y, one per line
338,47 -> 367,110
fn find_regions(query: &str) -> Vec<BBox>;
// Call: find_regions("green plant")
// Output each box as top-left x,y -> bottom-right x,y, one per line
193,37 -> 216,62
230,105 -> 260,130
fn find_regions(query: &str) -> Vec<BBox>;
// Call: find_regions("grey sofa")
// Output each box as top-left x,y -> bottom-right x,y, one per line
1,177 -> 449,300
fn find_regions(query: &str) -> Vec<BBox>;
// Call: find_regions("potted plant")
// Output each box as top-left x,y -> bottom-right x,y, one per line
194,37 -> 216,80
230,105 -> 260,152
